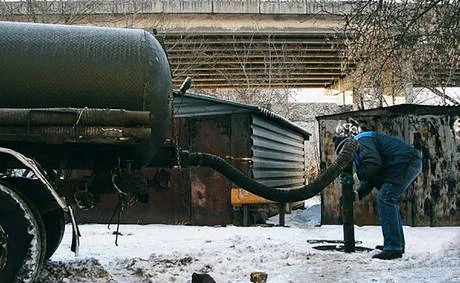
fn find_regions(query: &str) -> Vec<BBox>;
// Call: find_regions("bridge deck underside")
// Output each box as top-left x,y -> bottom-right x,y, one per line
164,32 -> 347,89
164,31 -> 460,90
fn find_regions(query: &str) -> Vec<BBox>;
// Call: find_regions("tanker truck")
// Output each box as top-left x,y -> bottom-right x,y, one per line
0,21 -> 357,282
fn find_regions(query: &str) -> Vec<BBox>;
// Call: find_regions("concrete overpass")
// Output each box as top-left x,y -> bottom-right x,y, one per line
1,1 -> 457,91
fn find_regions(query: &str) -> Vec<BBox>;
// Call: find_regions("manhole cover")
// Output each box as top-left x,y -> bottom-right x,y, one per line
312,244 -> 373,252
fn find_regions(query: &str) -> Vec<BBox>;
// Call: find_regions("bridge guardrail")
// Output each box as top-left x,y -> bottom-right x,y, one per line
1,0 -> 353,16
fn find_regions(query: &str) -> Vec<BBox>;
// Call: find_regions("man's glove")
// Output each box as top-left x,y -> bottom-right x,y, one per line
339,173 -> 354,187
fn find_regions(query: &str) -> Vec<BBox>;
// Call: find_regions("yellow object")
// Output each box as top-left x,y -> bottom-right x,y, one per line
231,187 -> 274,205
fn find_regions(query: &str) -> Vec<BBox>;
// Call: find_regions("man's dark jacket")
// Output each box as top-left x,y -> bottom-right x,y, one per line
353,131 -> 421,199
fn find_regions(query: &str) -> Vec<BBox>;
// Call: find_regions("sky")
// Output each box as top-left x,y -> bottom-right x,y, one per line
38,197 -> 460,283
292,87 -> 460,105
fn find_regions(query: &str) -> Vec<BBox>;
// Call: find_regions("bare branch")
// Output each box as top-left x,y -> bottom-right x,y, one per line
340,0 -> 460,108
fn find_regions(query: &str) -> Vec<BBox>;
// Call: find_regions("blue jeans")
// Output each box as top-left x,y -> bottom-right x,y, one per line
377,157 -> 423,252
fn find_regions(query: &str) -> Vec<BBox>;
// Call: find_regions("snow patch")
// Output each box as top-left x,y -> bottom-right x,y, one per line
45,201 -> 460,282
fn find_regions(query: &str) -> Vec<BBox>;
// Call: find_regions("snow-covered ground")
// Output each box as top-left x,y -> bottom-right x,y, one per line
39,197 -> 460,283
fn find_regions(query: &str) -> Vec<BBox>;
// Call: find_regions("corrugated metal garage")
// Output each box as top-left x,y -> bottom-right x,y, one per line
317,104 -> 460,226
77,92 -> 310,225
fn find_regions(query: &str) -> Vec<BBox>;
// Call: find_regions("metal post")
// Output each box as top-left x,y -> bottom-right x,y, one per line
243,205 -> 249,227
278,203 -> 285,227
334,135 -> 356,253
342,183 -> 355,252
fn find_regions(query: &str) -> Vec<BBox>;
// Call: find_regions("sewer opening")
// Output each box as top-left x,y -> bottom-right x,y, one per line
312,245 -> 373,252
308,240 -> 373,253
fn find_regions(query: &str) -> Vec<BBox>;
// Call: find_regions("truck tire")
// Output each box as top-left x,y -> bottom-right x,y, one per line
42,207 -> 65,260
0,177 -> 65,260
0,182 -> 46,283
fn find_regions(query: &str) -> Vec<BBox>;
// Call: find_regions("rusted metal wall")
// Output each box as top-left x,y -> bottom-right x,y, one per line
76,113 -> 245,225
318,105 -> 460,226
188,115 -> 234,225
77,118 -> 192,225
75,168 -> 193,224
77,93 -> 310,225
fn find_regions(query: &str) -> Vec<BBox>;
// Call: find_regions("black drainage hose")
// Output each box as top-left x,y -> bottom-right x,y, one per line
181,138 -> 358,203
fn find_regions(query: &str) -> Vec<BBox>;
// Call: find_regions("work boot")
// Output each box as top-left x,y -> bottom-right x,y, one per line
372,251 -> 403,260
375,245 -> 405,253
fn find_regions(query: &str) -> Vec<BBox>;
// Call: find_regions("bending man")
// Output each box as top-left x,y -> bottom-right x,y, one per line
337,131 -> 422,260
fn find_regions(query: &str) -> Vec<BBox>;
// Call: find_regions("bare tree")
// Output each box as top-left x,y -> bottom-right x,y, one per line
192,33 -> 302,119
340,0 -> 460,108
0,0 -> 171,27
0,0 -> 106,24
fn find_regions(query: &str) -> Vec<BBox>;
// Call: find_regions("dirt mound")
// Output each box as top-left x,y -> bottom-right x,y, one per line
37,258 -> 114,283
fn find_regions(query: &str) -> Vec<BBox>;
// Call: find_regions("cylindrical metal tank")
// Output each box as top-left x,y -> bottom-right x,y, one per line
0,21 -> 172,165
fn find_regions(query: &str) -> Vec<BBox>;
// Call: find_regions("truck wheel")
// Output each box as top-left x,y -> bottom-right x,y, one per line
42,207 -> 66,260
0,177 -> 64,259
0,226 -> 7,271
0,182 -> 46,283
